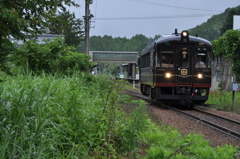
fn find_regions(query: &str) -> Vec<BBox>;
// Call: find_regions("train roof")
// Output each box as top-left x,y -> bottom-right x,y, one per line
141,33 -> 211,54
155,34 -> 212,46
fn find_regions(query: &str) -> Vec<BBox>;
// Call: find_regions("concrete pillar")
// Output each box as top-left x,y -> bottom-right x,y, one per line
132,63 -> 136,79
127,63 -> 131,78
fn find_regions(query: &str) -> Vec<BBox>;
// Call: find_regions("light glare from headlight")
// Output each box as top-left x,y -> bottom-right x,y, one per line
197,74 -> 203,79
165,73 -> 171,78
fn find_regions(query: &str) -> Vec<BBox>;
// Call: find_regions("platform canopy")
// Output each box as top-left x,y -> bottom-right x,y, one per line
89,51 -> 138,63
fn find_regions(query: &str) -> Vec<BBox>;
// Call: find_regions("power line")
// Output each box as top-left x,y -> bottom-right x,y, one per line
127,0 -> 222,12
95,13 -> 215,20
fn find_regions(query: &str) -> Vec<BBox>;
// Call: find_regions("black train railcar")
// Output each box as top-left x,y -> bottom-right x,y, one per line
139,30 -> 212,106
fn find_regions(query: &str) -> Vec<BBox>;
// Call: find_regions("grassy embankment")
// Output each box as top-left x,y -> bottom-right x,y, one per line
206,91 -> 240,114
0,73 -> 239,158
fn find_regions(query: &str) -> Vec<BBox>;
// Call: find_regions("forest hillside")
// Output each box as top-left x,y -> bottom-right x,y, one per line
90,5 -> 240,53
188,5 -> 240,41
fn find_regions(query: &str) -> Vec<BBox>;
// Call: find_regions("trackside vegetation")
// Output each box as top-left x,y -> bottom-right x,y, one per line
212,30 -> 240,77
206,91 -> 240,114
0,73 -> 239,158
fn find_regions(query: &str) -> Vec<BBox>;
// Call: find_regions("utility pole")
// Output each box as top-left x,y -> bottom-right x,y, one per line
84,1 -> 90,55
84,0 -> 93,55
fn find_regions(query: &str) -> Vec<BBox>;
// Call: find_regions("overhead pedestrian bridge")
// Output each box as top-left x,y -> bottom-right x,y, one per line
89,51 -> 138,63
89,51 -> 139,80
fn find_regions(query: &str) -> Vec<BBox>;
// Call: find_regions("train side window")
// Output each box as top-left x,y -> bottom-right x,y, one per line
141,53 -> 150,68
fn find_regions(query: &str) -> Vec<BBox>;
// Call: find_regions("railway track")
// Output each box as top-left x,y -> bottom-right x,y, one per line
170,107 -> 240,139
125,90 -> 240,139
194,108 -> 240,125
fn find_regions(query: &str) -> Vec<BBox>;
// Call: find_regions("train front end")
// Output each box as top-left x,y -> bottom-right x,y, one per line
139,30 -> 212,106
154,30 -> 212,105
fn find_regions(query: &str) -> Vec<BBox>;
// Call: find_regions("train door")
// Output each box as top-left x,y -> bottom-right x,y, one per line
176,45 -> 193,87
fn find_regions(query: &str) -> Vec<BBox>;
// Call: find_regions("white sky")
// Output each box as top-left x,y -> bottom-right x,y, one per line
72,0 -> 240,38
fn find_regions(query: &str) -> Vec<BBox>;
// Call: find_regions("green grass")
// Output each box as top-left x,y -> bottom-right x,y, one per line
142,122 -> 239,159
0,72 -> 239,158
206,91 -> 240,114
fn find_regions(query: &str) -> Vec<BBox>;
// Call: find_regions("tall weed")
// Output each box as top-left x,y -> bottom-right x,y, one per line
117,100 -> 148,154
0,72 -> 147,158
0,73 -> 116,158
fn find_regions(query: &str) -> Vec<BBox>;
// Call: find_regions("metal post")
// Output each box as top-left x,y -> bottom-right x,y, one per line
84,1 -> 90,55
232,91 -> 235,111
232,82 -> 238,111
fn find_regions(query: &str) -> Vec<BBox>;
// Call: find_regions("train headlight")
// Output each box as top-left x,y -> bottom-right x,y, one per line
182,31 -> 188,37
197,73 -> 203,79
181,30 -> 189,42
165,73 -> 171,78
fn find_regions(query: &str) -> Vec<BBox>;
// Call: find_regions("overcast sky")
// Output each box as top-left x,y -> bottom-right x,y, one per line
72,0 -> 240,38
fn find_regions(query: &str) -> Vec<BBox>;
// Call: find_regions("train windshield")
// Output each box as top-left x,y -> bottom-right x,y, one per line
158,46 -> 174,67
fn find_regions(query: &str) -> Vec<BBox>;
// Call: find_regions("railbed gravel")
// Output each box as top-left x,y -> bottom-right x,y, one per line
124,87 -> 240,149
186,109 -> 240,134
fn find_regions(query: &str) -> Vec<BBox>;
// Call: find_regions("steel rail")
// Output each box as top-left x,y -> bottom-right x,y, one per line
170,107 -> 240,139
194,108 -> 240,125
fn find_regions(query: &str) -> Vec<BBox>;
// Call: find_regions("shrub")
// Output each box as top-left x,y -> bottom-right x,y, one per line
12,37 -> 94,75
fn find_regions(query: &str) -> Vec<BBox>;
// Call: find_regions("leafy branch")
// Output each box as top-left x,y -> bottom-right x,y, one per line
212,29 -> 240,75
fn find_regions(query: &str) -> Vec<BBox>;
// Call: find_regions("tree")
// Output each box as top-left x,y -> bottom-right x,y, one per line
125,34 -> 149,53
14,37 -> 94,75
188,5 -> 240,41
212,29 -> 240,90
47,10 -> 84,48
90,34 -> 157,53
220,6 -> 240,35
0,0 -> 79,74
